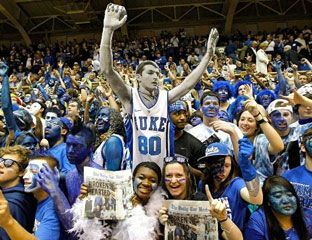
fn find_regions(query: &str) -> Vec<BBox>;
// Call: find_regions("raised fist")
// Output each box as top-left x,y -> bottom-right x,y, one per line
104,3 -> 127,31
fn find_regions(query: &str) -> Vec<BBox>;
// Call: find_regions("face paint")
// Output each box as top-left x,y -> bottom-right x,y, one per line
89,101 -> 100,119
268,185 -> 297,216
133,177 -> 142,195
19,135 -> 38,152
217,110 -> 230,122
66,134 -> 91,165
304,136 -> 312,157
48,77 -> 56,87
234,100 -> 245,117
259,94 -> 272,109
208,157 -> 225,182
202,96 -> 220,118
23,160 -> 45,192
190,116 -> 202,127
45,113 -> 62,141
217,87 -> 229,102
96,108 -> 110,134
270,110 -> 289,131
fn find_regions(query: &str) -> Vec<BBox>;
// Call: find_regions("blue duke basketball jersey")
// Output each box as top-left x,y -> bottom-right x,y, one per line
126,88 -> 174,170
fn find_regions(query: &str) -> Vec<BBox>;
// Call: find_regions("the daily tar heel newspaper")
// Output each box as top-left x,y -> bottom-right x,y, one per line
83,167 -> 133,220
164,200 -> 218,240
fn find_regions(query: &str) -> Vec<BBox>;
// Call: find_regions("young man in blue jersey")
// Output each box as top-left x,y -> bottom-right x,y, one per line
0,154 -> 60,240
283,128 -> 312,231
100,3 -> 219,169
36,125 -> 101,233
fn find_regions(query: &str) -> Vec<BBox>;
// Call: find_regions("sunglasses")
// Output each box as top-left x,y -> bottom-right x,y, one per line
164,155 -> 189,164
0,157 -> 24,169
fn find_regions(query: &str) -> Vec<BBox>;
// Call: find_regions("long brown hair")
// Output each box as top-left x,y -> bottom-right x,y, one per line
262,176 -> 309,240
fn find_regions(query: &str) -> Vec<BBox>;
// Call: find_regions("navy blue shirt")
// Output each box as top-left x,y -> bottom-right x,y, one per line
0,183 -> 36,240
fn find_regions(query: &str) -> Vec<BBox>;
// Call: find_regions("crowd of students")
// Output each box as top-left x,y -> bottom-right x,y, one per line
0,3 -> 311,240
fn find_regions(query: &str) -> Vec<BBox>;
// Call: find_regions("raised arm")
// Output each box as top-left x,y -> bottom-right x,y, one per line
100,3 -> 131,108
168,28 -> 219,103
0,63 -> 18,133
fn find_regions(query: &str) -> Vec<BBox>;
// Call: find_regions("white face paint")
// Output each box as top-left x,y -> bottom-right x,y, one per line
29,102 -> 41,116
23,159 -> 45,192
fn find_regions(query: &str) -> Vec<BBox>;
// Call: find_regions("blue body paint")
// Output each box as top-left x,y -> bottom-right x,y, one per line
268,185 -> 297,216
96,107 -> 110,134
66,134 -> 91,165
217,87 -> 229,102
202,96 -> 220,118
270,110 -> 289,131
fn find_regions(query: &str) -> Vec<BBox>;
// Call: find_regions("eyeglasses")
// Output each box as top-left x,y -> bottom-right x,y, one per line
0,157 -> 24,169
164,155 -> 188,164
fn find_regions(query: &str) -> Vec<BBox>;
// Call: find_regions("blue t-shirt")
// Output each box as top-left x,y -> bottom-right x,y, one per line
34,197 -> 60,240
212,177 -> 248,231
244,208 -> 300,240
47,142 -> 75,174
283,165 -> 312,236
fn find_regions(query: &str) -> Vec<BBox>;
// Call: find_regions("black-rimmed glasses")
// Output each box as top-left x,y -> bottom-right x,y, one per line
0,157 -> 24,169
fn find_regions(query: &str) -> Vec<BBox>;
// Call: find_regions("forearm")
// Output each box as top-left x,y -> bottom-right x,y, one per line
220,218 -> 243,240
50,188 -> 73,231
83,102 -> 91,124
107,95 -> 120,111
229,131 -> 239,161
1,75 -> 17,131
2,218 -> 36,240
38,84 -> 50,101
258,121 -> 284,154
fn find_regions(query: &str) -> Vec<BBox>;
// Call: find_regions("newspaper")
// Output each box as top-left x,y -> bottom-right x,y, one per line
164,200 -> 218,240
83,167 -> 133,220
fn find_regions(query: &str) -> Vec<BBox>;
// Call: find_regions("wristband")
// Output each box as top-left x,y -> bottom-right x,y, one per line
218,216 -> 228,223
253,112 -> 261,118
257,118 -> 267,125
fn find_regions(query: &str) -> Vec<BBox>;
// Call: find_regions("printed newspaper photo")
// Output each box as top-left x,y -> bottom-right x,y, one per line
83,167 -> 133,220
164,200 -> 218,240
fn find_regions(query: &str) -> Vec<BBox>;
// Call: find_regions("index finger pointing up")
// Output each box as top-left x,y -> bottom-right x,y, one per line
205,184 -> 213,203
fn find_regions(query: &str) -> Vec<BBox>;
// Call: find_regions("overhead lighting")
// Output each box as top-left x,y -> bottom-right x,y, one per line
75,21 -> 90,24
67,10 -> 84,14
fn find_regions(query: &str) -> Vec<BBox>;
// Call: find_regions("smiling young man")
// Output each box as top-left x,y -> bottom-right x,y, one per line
0,146 -> 36,240
188,91 -> 243,155
100,3 -> 219,169
267,99 -> 296,175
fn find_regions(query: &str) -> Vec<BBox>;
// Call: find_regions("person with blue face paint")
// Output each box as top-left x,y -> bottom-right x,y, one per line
283,128 -> 312,237
188,91 -> 243,156
245,176 -> 310,240
15,132 -> 39,153
44,108 -> 75,174
189,110 -> 203,127
0,154 -> 61,240
267,99 -> 296,175
37,125 -> 101,234
213,80 -> 233,112
93,107 -> 129,170
255,89 -> 276,109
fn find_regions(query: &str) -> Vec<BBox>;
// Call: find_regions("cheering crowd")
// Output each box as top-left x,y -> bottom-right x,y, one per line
0,2 -> 311,240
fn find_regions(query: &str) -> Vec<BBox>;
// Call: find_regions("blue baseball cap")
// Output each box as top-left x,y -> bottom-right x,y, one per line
60,117 -> 73,131
197,142 -> 233,168
169,100 -> 187,113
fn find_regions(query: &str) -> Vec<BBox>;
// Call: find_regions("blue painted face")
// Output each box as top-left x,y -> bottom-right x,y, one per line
20,135 -> 38,152
259,94 -> 273,109
304,136 -> 312,157
234,100 -> 245,117
45,113 -> 62,140
66,134 -> 91,165
268,185 -> 297,216
190,116 -> 202,127
96,108 -> 110,134
201,96 -> 220,118
217,87 -> 229,102
48,77 -> 56,87
270,110 -> 289,131
89,101 -> 100,119
218,110 -> 230,122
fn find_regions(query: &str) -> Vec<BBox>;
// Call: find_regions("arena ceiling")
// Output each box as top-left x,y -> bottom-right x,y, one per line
0,0 -> 311,44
